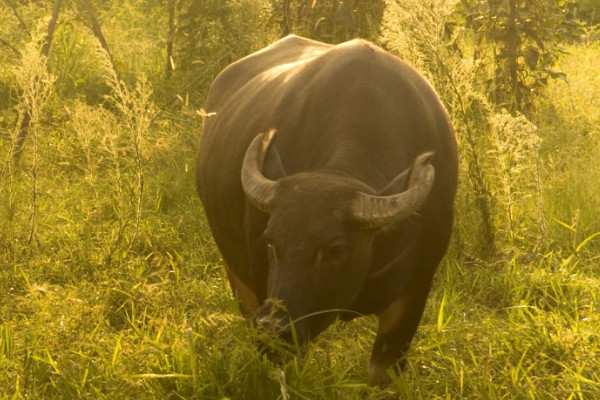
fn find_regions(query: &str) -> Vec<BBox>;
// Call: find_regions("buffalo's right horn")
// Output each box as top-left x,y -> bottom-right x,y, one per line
352,152 -> 435,229
241,129 -> 279,212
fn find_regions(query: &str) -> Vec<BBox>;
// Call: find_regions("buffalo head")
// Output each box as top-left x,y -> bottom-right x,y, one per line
240,129 -> 435,346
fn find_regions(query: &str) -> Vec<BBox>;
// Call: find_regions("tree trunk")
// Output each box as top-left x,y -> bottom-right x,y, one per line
41,0 -> 63,57
280,0 -> 292,37
79,0 -> 113,59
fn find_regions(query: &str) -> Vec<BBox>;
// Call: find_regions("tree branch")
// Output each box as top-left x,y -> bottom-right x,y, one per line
41,0 -> 63,57
4,0 -> 29,33
0,37 -> 21,57
79,0 -> 113,60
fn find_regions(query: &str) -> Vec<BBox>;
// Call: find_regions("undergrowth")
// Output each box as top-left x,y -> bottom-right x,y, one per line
0,2 -> 599,399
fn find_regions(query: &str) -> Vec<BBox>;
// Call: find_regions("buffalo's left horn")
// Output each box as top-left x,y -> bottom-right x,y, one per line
241,129 -> 278,212
352,152 -> 435,228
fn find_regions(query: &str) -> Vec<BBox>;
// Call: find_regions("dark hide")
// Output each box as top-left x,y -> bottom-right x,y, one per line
196,35 -> 458,387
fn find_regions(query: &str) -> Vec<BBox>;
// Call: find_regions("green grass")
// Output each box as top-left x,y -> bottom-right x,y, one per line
1,3 -> 600,399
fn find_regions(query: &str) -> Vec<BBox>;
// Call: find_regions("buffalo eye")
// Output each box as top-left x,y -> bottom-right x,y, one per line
320,240 -> 348,266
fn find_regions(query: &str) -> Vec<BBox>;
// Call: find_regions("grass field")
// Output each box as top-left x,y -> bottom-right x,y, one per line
1,5 -> 600,399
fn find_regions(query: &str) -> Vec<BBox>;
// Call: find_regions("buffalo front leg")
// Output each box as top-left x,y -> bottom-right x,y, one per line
368,282 -> 432,388
224,265 -> 260,318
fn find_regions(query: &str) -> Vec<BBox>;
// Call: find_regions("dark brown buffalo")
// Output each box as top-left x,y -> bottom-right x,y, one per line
196,35 -> 458,387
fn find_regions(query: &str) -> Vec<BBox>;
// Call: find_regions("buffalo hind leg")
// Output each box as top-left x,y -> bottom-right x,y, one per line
368,282 -> 432,388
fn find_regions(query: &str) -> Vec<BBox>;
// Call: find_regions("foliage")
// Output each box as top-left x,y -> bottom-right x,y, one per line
174,0 -> 276,75
534,43 -> 600,252
459,0 -> 581,111
1,21 -> 55,239
488,110 -> 545,248
575,0 -> 600,23
381,0 -> 498,257
379,0 -> 593,257
49,10 -> 108,100
270,0 -> 385,42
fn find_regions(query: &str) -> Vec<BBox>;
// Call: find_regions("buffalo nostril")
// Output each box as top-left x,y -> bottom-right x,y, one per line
251,306 -> 299,363
254,314 -> 291,337
255,315 -> 274,327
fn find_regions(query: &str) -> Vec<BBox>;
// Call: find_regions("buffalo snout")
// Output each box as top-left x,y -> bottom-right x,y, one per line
253,300 -> 293,340
251,300 -> 302,362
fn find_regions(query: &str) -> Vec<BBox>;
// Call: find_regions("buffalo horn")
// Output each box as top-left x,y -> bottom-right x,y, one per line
352,152 -> 435,228
241,129 -> 278,212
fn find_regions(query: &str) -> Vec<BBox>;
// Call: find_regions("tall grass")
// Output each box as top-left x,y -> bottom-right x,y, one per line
535,43 -> 600,254
488,110 -> 546,249
0,24 -> 54,247
381,0 -> 499,257
0,2 -> 599,399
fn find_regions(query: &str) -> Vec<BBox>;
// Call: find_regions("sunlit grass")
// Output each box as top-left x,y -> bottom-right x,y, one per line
536,43 -> 600,253
0,3 -> 599,399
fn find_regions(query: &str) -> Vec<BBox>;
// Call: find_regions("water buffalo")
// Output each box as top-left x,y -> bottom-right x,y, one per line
196,35 -> 458,387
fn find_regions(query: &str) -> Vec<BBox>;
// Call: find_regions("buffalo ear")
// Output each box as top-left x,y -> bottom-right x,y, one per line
378,152 -> 434,196
262,130 -> 287,180
378,167 -> 410,196
351,152 -> 435,229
